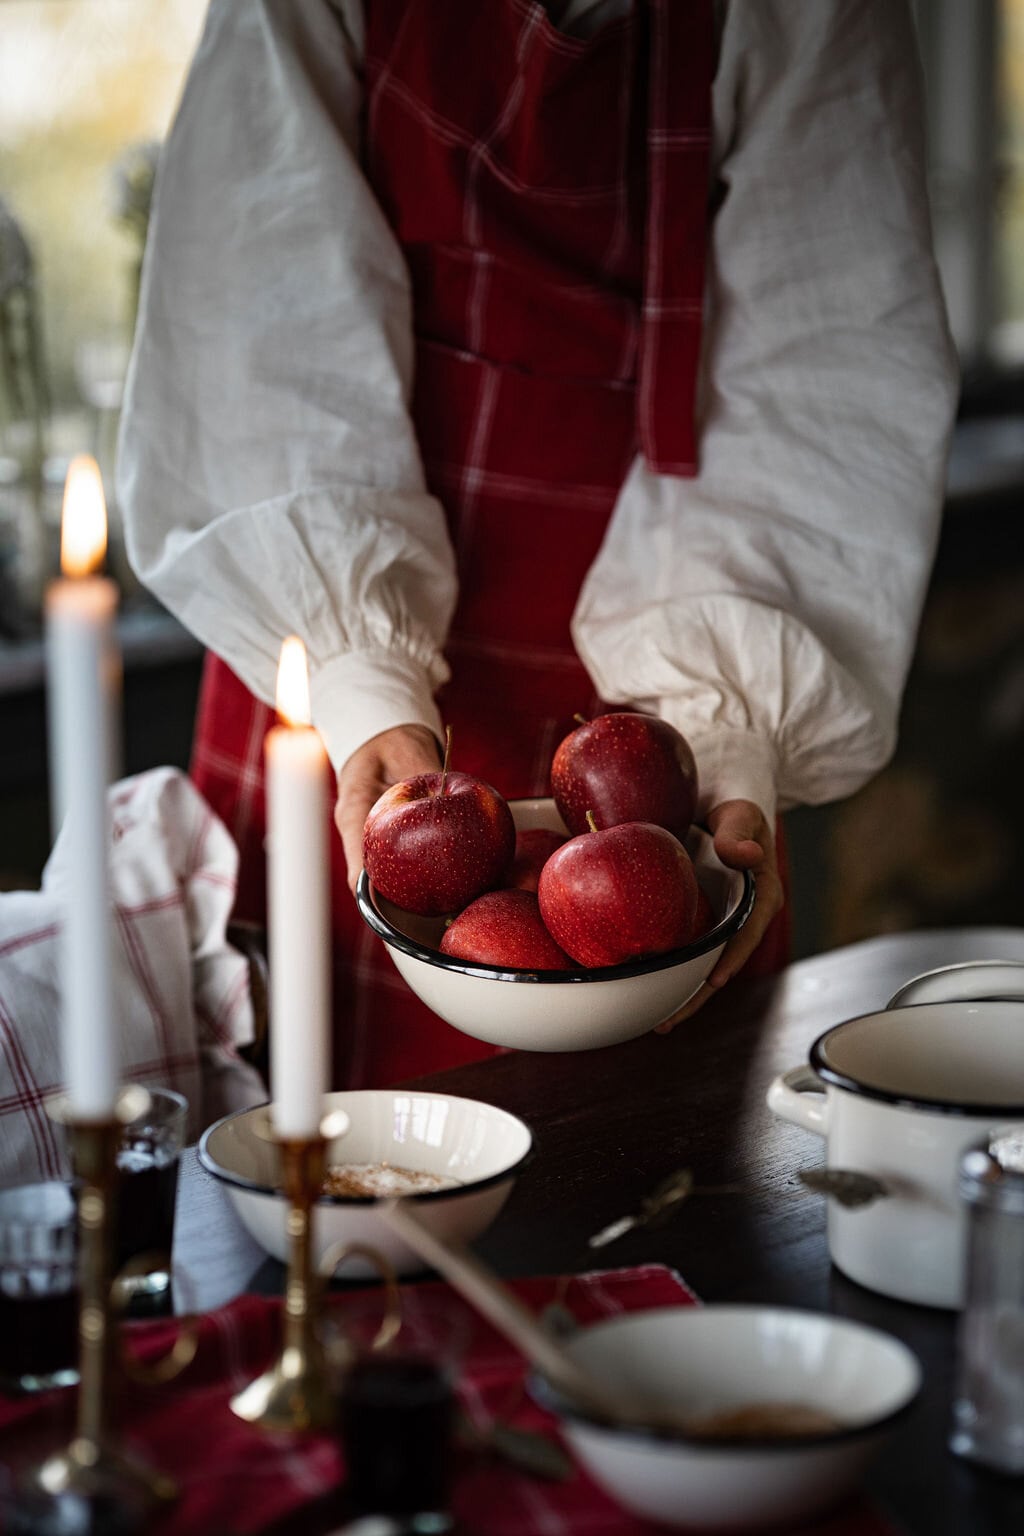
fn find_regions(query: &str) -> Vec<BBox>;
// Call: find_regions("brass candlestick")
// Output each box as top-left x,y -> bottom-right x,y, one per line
230,1114 -> 401,1435
230,1133 -> 336,1432
30,1089 -> 177,1517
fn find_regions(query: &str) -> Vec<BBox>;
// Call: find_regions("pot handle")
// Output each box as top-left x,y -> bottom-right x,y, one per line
766,1066 -> 830,1137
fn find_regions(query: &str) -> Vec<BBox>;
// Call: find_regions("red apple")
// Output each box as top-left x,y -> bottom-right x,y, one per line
507,827 -> 568,893
538,819 -> 699,968
551,712 -> 698,840
440,889 -> 572,970
363,770 -> 515,917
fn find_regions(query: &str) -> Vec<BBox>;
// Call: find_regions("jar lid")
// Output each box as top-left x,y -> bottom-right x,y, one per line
960,1127 -> 1024,1212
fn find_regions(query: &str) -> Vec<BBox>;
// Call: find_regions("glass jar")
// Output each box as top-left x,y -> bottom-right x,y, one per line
949,1126 -> 1024,1474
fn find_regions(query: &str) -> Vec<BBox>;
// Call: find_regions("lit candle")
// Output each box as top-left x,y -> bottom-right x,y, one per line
267,637 -> 331,1139
44,455 -> 119,1120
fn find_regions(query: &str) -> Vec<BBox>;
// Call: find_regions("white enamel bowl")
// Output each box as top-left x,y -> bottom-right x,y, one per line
887,959 -> 1024,1008
539,1306 -> 920,1532
356,798 -> 754,1052
198,1089 -> 532,1278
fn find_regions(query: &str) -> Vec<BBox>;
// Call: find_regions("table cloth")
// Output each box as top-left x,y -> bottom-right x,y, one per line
0,1265 -> 898,1535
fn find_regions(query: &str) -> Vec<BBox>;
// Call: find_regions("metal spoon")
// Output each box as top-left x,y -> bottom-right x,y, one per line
588,1168 -> 695,1248
456,1414 -> 573,1481
587,1163 -> 890,1251
796,1168 -> 890,1209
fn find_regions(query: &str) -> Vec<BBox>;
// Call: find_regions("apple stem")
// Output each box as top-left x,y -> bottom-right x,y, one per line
573,713 -> 589,726
586,810 -> 598,834
439,725 -> 453,796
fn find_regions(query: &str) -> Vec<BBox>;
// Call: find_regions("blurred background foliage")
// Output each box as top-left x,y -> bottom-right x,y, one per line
1002,0 -> 1024,324
0,0 -> 204,412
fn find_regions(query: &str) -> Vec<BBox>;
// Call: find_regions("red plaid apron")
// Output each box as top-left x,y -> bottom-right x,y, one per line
191,0 -> 787,1087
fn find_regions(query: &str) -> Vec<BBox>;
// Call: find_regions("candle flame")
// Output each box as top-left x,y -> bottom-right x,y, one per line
276,636 -> 312,727
60,455 -> 108,578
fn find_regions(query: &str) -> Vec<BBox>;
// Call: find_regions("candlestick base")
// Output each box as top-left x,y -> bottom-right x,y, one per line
15,1090 -> 181,1532
230,1343 -> 337,1434
4,1439 -> 176,1536
35,1440 -> 177,1507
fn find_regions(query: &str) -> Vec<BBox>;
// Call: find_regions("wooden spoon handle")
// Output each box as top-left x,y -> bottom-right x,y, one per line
379,1199 -> 626,1423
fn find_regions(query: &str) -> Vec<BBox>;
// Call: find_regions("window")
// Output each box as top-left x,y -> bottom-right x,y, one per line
996,0 -> 1024,361
0,0 -> 206,621
915,0 -> 1024,372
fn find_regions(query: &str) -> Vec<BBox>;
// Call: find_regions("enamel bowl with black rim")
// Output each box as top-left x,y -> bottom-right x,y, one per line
355,798 -> 754,1052
887,958 -> 1024,1008
536,1305 -> 921,1531
198,1089 -> 532,1278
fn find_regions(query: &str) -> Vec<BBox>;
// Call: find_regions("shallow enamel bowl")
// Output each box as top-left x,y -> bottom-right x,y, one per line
538,1306 -> 920,1531
356,798 -> 754,1052
887,958 -> 1024,1009
198,1090 -> 532,1278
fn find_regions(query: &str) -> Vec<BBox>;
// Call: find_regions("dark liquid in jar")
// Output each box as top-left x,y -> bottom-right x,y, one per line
0,1279 -> 78,1387
114,1149 -> 179,1276
340,1353 -> 455,1515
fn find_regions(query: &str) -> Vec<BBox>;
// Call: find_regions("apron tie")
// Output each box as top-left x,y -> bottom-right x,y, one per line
638,0 -> 714,476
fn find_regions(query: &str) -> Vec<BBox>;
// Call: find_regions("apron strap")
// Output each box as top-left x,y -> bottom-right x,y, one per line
638,0 -> 714,476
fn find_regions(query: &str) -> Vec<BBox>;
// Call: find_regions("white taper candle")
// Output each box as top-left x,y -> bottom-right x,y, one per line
266,637 -> 331,1139
44,455 -> 119,1120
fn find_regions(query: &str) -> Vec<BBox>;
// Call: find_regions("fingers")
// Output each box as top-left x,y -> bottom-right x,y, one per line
653,980 -> 715,1033
654,799 -> 783,1034
335,783 -> 374,895
334,725 -> 442,893
707,799 -> 772,868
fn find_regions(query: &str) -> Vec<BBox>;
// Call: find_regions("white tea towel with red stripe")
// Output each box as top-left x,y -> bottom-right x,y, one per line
0,766 -> 265,1186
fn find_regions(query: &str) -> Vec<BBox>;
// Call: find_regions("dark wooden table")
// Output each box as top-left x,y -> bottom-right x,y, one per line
173,926 -> 1024,1536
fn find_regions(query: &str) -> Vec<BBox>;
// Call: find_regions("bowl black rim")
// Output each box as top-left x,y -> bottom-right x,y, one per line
528,1305 -> 922,1451
809,1001 -> 1024,1117
355,824 -> 755,984
886,958 -> 1024,1010
197,1092 -> 535,1206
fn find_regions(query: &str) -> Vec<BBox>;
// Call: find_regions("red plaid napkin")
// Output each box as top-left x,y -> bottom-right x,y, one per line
0,1266 -> 899,1536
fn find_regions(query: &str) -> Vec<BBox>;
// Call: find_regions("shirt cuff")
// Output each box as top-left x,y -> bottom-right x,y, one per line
309,650 -> 444,775
685,727 -> 778,829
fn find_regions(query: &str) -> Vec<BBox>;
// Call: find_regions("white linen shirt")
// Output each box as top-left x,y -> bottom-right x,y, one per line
117,0 -> 958,827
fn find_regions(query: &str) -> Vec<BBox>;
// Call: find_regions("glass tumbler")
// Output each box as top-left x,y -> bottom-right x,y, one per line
0,1181 -> 79,1395
112,1086 -> 188,1304
333,1288 -> 467,1530
950,1126 -> 1024,1474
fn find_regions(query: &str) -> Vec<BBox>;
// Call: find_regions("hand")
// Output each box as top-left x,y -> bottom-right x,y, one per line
654,798 -> 783,1033
334,724 -> 442,893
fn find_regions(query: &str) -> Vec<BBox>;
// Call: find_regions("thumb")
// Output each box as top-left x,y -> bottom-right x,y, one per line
706,800 -> 771,868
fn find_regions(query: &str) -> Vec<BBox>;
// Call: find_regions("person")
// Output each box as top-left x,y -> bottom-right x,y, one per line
116,0 -> 958,1087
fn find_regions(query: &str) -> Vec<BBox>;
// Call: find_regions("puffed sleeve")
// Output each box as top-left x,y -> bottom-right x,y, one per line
571,0 -> 959,825
116,0 -> 456,773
